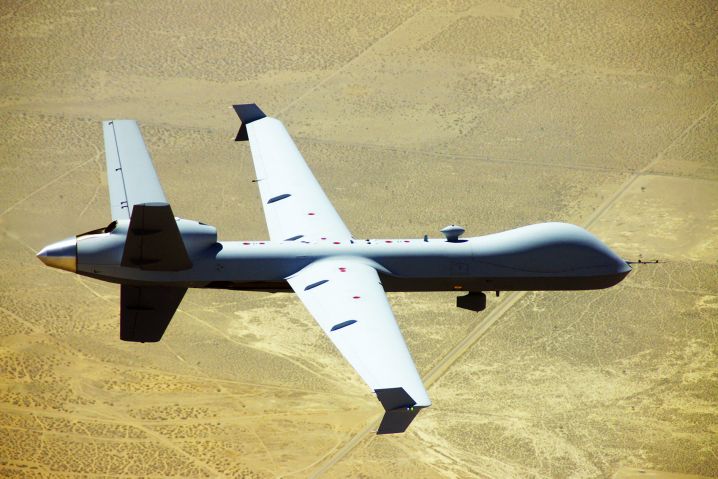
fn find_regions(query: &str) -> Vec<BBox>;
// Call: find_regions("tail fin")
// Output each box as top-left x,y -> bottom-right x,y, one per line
120,285 -> 186,342
121,203 -> 192,271
103,120 -> 167,220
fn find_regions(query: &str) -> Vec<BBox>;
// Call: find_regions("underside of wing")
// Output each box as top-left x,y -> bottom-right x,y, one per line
234,104 -> 352,242
286,257 -> 430,434
103,120 -> 167,220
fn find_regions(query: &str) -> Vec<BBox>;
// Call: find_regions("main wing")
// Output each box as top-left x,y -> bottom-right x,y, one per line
103,120 -> 167,220
287,257 -> 431,434
234,104 -> 352,242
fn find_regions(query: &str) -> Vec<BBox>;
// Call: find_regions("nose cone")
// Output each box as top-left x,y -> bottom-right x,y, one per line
618,260 -> 633,275
37,236 -> 77,273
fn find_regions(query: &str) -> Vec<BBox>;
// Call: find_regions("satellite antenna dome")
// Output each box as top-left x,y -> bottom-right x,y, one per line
440,225 -> 465,242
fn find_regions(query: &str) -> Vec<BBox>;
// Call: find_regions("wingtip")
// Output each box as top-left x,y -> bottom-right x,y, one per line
232,103 -> 265,117
376,407 -> 425,434
232,104 -> 266,142
374,387 -> 429,434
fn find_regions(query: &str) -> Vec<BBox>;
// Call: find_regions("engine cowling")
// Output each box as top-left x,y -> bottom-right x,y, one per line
176,219 -> 218,253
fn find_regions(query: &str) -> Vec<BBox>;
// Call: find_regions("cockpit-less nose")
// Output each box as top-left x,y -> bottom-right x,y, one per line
36,236 -> 77,273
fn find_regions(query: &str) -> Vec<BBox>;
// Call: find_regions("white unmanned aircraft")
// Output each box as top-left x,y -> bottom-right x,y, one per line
37,105 -> 631,433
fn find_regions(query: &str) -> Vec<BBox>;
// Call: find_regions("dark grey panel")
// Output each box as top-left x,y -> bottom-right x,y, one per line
457,291 -> 487,312
330,319 -> 357,331
304,279 -> 329,291
233,103 -> 266,141
379,271 -> 630,292
376,387 -> 416,410
267,193 -> 291,204
375,387 -> 422,435
202,280 -> 292,292
121,203 -> 192,271
377,408 -> 422,435
120,285 -> 186,342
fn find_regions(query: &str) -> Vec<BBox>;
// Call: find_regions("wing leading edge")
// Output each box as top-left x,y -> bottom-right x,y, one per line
287,257 -> 431,434
233,104 -> 352,242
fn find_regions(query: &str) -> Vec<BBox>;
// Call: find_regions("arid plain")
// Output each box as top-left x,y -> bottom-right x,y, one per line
1,1 -> 717,477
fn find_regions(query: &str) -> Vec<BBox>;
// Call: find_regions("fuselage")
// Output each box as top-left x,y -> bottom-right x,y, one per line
53,221 -> 631,293
33,111 -> 634,435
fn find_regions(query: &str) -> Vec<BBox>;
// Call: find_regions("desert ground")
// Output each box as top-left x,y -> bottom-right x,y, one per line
1,1 -> 717,477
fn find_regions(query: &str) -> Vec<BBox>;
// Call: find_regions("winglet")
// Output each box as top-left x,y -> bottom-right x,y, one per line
375,387 -> 425,434
233,104 -> 266,141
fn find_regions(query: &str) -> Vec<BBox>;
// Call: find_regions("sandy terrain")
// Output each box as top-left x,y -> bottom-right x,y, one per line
1,1 -> 716,477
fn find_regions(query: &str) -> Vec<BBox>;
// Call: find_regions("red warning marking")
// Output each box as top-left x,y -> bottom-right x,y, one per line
321,237 -> 327,240
259,242 -> 265,245
339,267 -> 347,272
243,242 -> 250,245
385,240 -> 392,243
333,241 -> 340,244
308,212 -> 316,215
404,240 -> 410,243
353,296 -> 360,299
